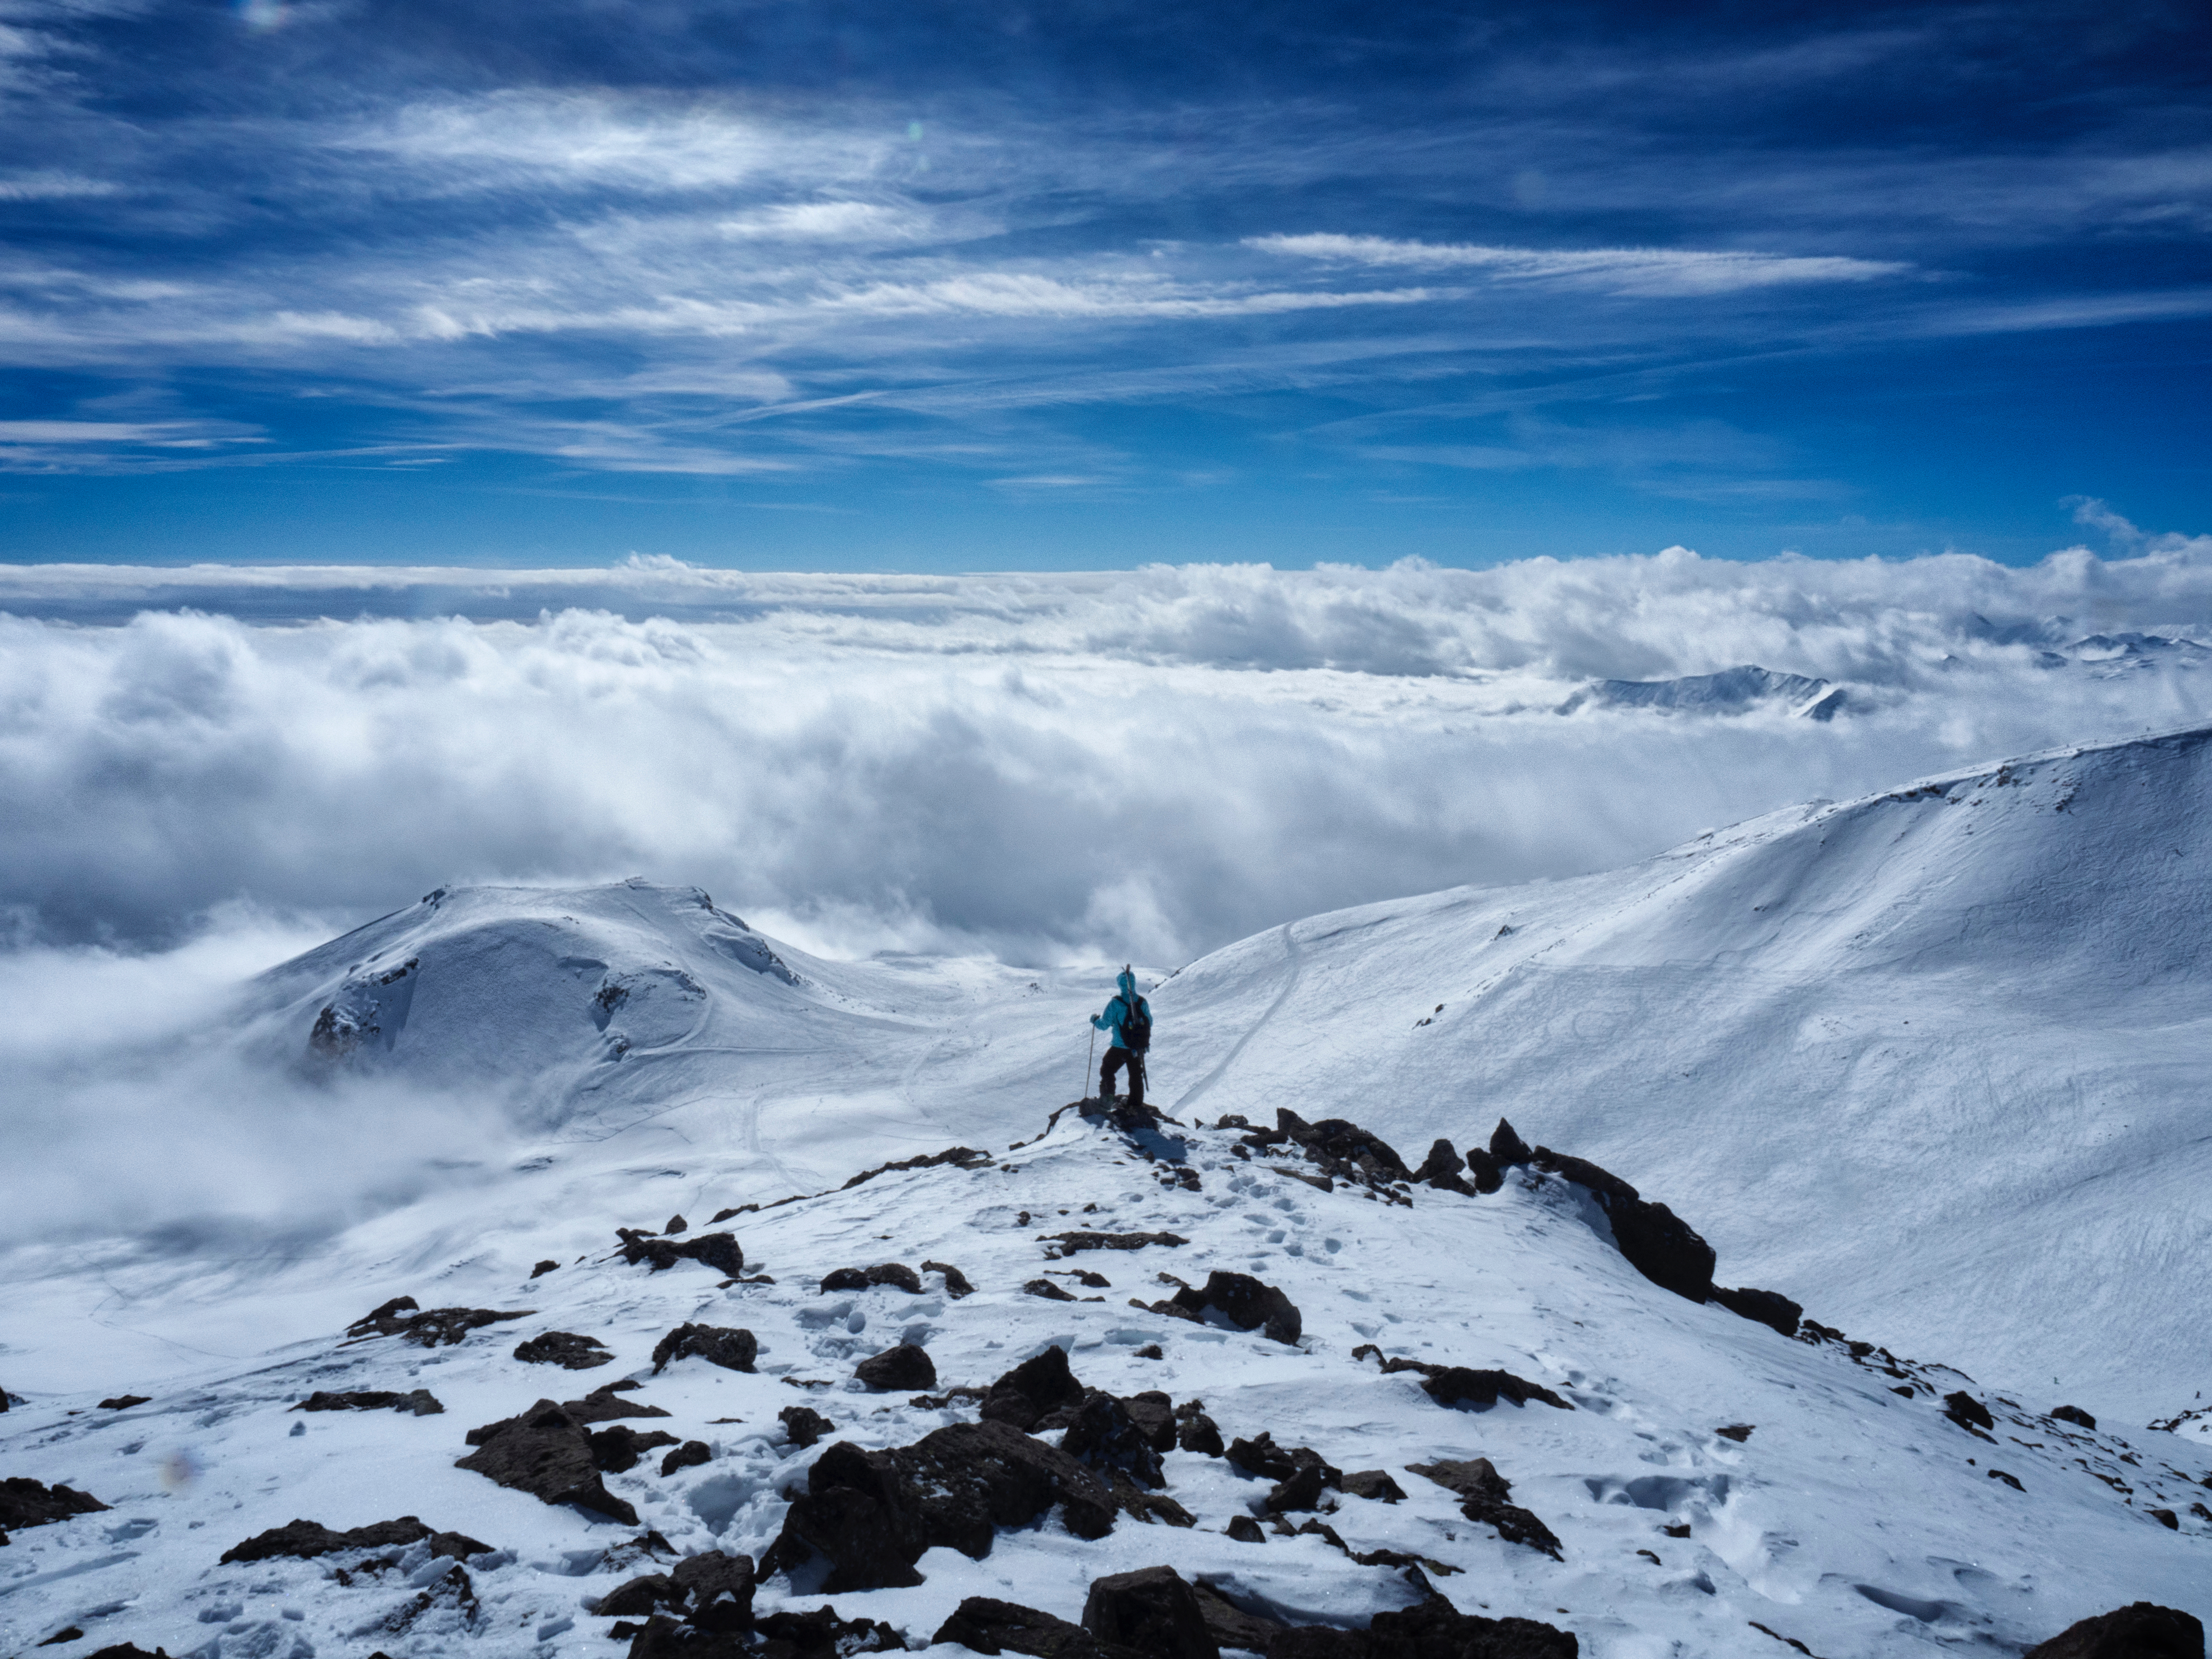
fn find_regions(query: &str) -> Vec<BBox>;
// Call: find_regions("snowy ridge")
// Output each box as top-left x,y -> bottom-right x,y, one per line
1,1102 -> 2204,1659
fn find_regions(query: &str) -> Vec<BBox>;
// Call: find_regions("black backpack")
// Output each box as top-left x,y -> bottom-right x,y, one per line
1122,997 -> 1152,1054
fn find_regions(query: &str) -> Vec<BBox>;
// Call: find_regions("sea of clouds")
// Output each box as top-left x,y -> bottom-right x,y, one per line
7,535 -> 2212,1246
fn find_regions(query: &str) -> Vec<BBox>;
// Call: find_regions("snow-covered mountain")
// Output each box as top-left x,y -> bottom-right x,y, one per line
4,724 -> 2208,1657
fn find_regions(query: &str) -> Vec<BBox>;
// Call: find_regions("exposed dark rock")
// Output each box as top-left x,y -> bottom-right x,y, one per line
1081,1566 -> 1218,1659
1026,1278 -> 1080,1301
921,1260 -> 975,1298
674,1551 -> 758,1633
346,1296 -> 533,1347
530,1260 -> 561,1279
1043,1230 -> 1189,1254
83,1646 -> 172,1659
219,1516 -> 488,1564
2148,1506 -> 2178,1528
95,1396 -> 149,1411
839,1145 -> 993,1190
1167,1271 -> 1303,1345
2022,1602 -> 2203,1659
1417,1367 -> 1573,1413
980,1345 -> 1086,1432
457,1399 -> 641,1523
564,1380 -> 673,1424
293,1388 -> 445,1416
1529,1147 -> 1716,1303
661,1442 -> 712,1478
650,1324 -> 758,1375
597,1574 -> 683,1617
1490,1118 -> 1534,1165
854,1343 -> 937,1392
819,1267 -> 870,1292
1415,1140 -> 1476,1195
1273,1110 -> 1413,1188
709,1207 -> 742,1225
0,1479 -> 108,1532
1943,1392 -> 1995,1433
1060,1394 -> 1166,1488
1341,1470 -> 1407,1503
591,1424 -> 684,1473
1192,1582 -> 1286,1653
933,1596 -> 1143,1658
1121,1392 -> 1177,1454
1463,1147 -> 1505,1194
2051,1404 -> 2097,1430
603,1553 -> 759,1652
1710,1286 -> 1803,1338
601,1530 -> 678,1574
867,1262 -> 923,1292
764,1420 -> 1114,1591
1715,1425 -> 1754,1443
779,1406 -> 833,1448
38,1625 -> 84,1645
1265,1598 -> 1579,1658
515,1331 -> 615,1370
616,1229 -> 744,1277
753,1605 -> 905,1656
664,1215 -> 687,1235
1407,1458 -> 1564,1561
1175,1403 -> 1225,1458
1990,1469 -> 2025,1492
1227,1432 -> 1342,1514
1226,1514 -> 1267,1543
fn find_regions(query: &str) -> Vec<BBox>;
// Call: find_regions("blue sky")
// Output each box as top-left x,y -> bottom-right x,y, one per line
0,0 -> 2206,568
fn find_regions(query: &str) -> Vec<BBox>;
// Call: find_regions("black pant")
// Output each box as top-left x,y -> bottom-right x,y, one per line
1100,1046 -> 1145,1107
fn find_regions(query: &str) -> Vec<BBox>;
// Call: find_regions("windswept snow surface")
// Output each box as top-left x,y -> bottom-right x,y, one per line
3,723 -> 2209,1653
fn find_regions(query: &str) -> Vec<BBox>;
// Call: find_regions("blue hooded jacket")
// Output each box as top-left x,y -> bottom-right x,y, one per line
1092,968 -> 1149,1050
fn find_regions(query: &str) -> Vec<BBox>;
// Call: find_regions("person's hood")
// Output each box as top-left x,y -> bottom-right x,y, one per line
1117,968 -> 1137,1000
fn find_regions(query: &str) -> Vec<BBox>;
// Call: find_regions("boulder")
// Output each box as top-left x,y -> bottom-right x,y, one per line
933,1597 -> 1144,1657
921,1260 -> 975,1298
1026,1278 -> 1080,1301
1415,1140 -> 1476,1195
1340,1470 -> 1406,1503
779,1405 -> 834,1449
2022,1603 -> 2202,1659
1225,1515 -> 1267,1543
1274,1110 -> 1413,1186
615,1229 -> 744,1277
1059,1394 -> 1166,1488
650,1323 -> 758,1375
597,1574 -> 683,1617
1489,1118 -> 1534,1165
1168,1271 -> 1302,1345
663,1214 -> 687,1235
564,1380 -> 673,1424
456,1398 -> 640,1524
530,1259 -> 561,1279
1943,1392 -> 1995,1433
95,1396 -> 149,1410
219,1516 -> 488,1564
980,1346 -> 1086,1432
2051,1404 -> 2097,1430
605,1552 -> 760,1654
1192,1582 -> 1286,1653
293,1389 -> 444,1416
1121,1391 -> 1178,1453
1407,1458 -> 1563,1561
1710,1287 -> 1802,1338
1463,1147 -> 1505,1194
1418,1367 -> 1573,1413
854,1343 -> 936,1392
1266,1598 -> 1578,1658
0,1479 -> 108,1532
765,1420 -> 1114,1591
590,1424 -> 684,1473
1042,1231 -> 1190,1254
1530,1148 -> 1715,1303
1081,1566 -> 1219,1659
661,1442 -> 712,1478
1228,1433 -> 1341,1513
347,1296 -> 533,1347
866,1262 -> 923,1293
751,1605 -> 905,1655
1174,1401 -> 1225,1457
515,1331 -> 615,1370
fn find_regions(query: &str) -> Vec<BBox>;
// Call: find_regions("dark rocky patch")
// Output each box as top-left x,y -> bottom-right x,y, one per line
457,1399 -> 641,1523
868,1262 -> 923,1292
1265,1597 -> 1578,1658
1060,1394 -> 1165,1488
530,1260 -> 561,1279
1356,1350 -> 1573,1413
980,1345 -> 1086,1433
2148,1505 -> 2178,1528
1175,1400 -> 1225,1457
37,1624 -> 84,1645
934,1596 -> 1144,1658
602,1551 -> 760,1652
1715,1425 -> 1754,1443
661,1442 -> 712,1478
1490,1118 -> 1534,1165
615,1230 -> 743,1277
1228,1432 -> 1342,1514
1943,1392 -> 1996,1433
921,1260 -> 975,1297
1226,1514 -> 1268,1543
83,1646 -> 171,1659
779,1406 -> 833,1448
219,1516 -> 488,1564
763,1420 -> 1114,1591
1415,1140 -> 1476,1195
839,1145 -> 994,1190
1121,1391 -> 1177,1453
293,1389 -> 444,1416
709,1207 -> 741,1225
95,1396 -> 149,1411
1529,1146 -> 1716,1304
1082,1565 -> 1218,1659
590,1424 -> 684,1473
1341,1470 -> 1406,1503
346,1297 -> 533,1348
1989,1468 -> 2025,1492
515,1331 -> 615,1370
854,1343 -> 937,1392
1161,1270 -> 1304,1345
1463,1146 -> 1505,1194
663,1215 -> 687,1234
650,1324 -> 758,1375
600,1531 -> 678,1574
1025,1277 -> 1079,1301
1043,1230 -> 1188,1255
1408,1458 -> 1565,1561
1711,1286 -> 1802,1338
0,1479 -> 108,1533
2022,1602 -> 2202,1659
2051,1404 -> 2097,1430
564,1380 -> 673,1424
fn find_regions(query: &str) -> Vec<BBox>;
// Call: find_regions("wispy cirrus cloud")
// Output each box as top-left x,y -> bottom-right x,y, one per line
1246,233 -> 1911,295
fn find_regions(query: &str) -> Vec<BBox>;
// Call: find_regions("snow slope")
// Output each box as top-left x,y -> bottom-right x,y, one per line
2,1106 -> 2205,1659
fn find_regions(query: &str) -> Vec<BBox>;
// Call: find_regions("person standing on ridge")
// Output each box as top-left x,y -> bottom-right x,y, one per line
1093,966 -> 1152,1109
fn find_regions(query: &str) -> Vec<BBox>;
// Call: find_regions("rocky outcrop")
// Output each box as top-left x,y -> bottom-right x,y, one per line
821,1262 -> 923,1293
1527,1144 -> 1715,1303
589,1424 -> 683,1473
921,1260 -> 975,1298
614,1229 -> 744,1277
563,1381 -> 673,1424
1080,1566 -> 1219,1659
764,1420 -> 1114,1591
2051,1404 -> 2097,1430
1227,1432 -> 1341,1514
660,1441 -> 711,1478
1267,1598 -> 1578,1658
1060,1394 -> 1166,1488
779,1405 -> 833,1448
1415,1140 -> 1476,1195
2022,1602 -> 2203,1659
1042,1231 -> 1189,1255
932,1597 -> 1143,1658
457,1398 -> 642,1524
219,1516 -> 488,1564
979,1345 -> 1087,1432
650,1324 -> 757,1375
0,1479 -> 108,1534
1408,1458 -> 1563,1560
854,1343 -> 937,1391
1354,1347 -> 1573,1413
515,1331 -> 615,1369
1158,1271 -> 1303,1345
292,1388 -> 444,1415
346,1296 -> 533,1348
1710,1286 -> 1801,1338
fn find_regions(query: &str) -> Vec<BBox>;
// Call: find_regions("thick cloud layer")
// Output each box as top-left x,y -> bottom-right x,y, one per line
6,539 -> 2212,966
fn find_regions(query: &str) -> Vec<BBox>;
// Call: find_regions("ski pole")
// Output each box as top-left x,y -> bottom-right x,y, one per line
1085,1024 -> 1096,1100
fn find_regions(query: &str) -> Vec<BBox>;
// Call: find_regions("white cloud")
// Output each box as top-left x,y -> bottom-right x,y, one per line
1247,233 -> 1909,295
